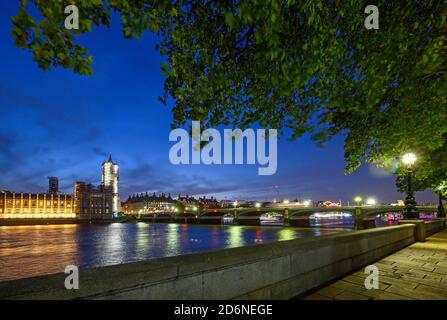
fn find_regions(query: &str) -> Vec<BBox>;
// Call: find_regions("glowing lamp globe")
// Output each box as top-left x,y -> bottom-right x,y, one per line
402,153 -> 417,166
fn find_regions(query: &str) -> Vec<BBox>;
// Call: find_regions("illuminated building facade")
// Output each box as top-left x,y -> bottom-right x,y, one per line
123,193 -> 174,214
102,155 -> 120,213
177,195 -> 220,208
317,200 -> 342,207
73,182 -> 114,219
0,156 -> 120,220
0,190 -> 75,219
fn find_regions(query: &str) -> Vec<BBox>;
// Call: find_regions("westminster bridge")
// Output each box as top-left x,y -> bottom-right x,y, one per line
139,205 -> 439,229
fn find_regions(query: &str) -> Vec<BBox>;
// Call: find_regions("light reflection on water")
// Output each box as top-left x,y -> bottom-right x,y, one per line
309,212 -> 355,229
308,212 -> 406,229
0,223 -> 340,281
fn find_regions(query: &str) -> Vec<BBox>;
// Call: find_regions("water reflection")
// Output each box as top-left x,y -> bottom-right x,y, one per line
0,223 -> 341,281
228,225 -> 244,247
167,223 -> 180,256
309,212 -> 355,229
278,228 -> 296,241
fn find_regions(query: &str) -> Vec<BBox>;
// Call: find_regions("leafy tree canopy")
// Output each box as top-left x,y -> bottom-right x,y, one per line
11,0 -> 447,189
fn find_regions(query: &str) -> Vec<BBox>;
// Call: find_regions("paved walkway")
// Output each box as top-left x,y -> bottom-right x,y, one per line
303,229 -> 447,300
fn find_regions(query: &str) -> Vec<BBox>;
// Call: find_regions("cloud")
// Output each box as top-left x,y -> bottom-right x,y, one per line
93,146 -> 109,157
34,117 -> 63,136
0,130 -> 21,171
79,127 -> 101,143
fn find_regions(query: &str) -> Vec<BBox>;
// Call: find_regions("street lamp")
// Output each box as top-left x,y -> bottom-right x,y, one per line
366,198 -> 376,206
354,196 -> 362,206
437,182 -> 446,218
402,152 -> 418,219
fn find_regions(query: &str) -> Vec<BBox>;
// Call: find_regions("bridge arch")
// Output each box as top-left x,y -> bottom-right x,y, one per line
154,213 -> 172,223
199,211 -> 230,224
237,209 -> 284,225
172,213 -> 198,224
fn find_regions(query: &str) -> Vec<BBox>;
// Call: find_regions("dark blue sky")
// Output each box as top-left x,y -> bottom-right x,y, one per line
0,2 -> 436,204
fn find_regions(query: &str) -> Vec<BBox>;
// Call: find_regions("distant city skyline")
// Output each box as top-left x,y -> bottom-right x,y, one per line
0,2 -> 437,204
0,157 -> 437,205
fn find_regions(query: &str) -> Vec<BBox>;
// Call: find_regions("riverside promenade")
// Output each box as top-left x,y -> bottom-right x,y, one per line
303,228 -> 447,300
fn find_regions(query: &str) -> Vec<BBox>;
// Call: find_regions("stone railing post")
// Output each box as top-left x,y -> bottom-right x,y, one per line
354,207 -> 363,230
398,219 -> 426,242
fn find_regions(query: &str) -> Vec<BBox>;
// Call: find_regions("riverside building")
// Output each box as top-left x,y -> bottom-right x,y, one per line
0,156 -> 120,220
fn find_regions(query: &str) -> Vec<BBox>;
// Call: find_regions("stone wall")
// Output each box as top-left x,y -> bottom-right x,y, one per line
0,224 -> 417,300
425,219 -> 445,237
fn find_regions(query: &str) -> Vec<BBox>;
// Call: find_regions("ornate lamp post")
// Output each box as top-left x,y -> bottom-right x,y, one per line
353,196 -> 363,230
402,153 -> 418,219
437,183 -> 446,218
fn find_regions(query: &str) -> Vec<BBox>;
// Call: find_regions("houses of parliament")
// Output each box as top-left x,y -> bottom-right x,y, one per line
0,156 -> 120,220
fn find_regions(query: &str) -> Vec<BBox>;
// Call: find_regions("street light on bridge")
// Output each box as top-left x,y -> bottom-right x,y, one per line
303,200 -> 311,207
402,152 -> 418,219
354,196 -> 362,206
366,198 -> 377,206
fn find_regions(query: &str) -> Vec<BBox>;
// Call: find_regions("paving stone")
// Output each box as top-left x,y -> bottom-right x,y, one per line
386,285 -> 445,300
433,268 -> 447,275
400,275 -> 447,290
343,275 -> 367,286
374,262 -> 400,272
377,260 -> 395,265
333,291 -> 370,300
394,262 -> 435,272
302,228 -> 447,300
422,262 -> 439,270
331,280 -> 370,294
383,258 -> 425,267
415,284 -> 447,299
423,273 -> 443,282
361,289 -> 414,300
303,293 -> 332,300
315,285 -> 344,298
378,275 -> 419,289
381,271 -> 404,279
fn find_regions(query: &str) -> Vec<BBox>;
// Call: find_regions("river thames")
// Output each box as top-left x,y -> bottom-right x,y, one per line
0,222 -> 344,281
